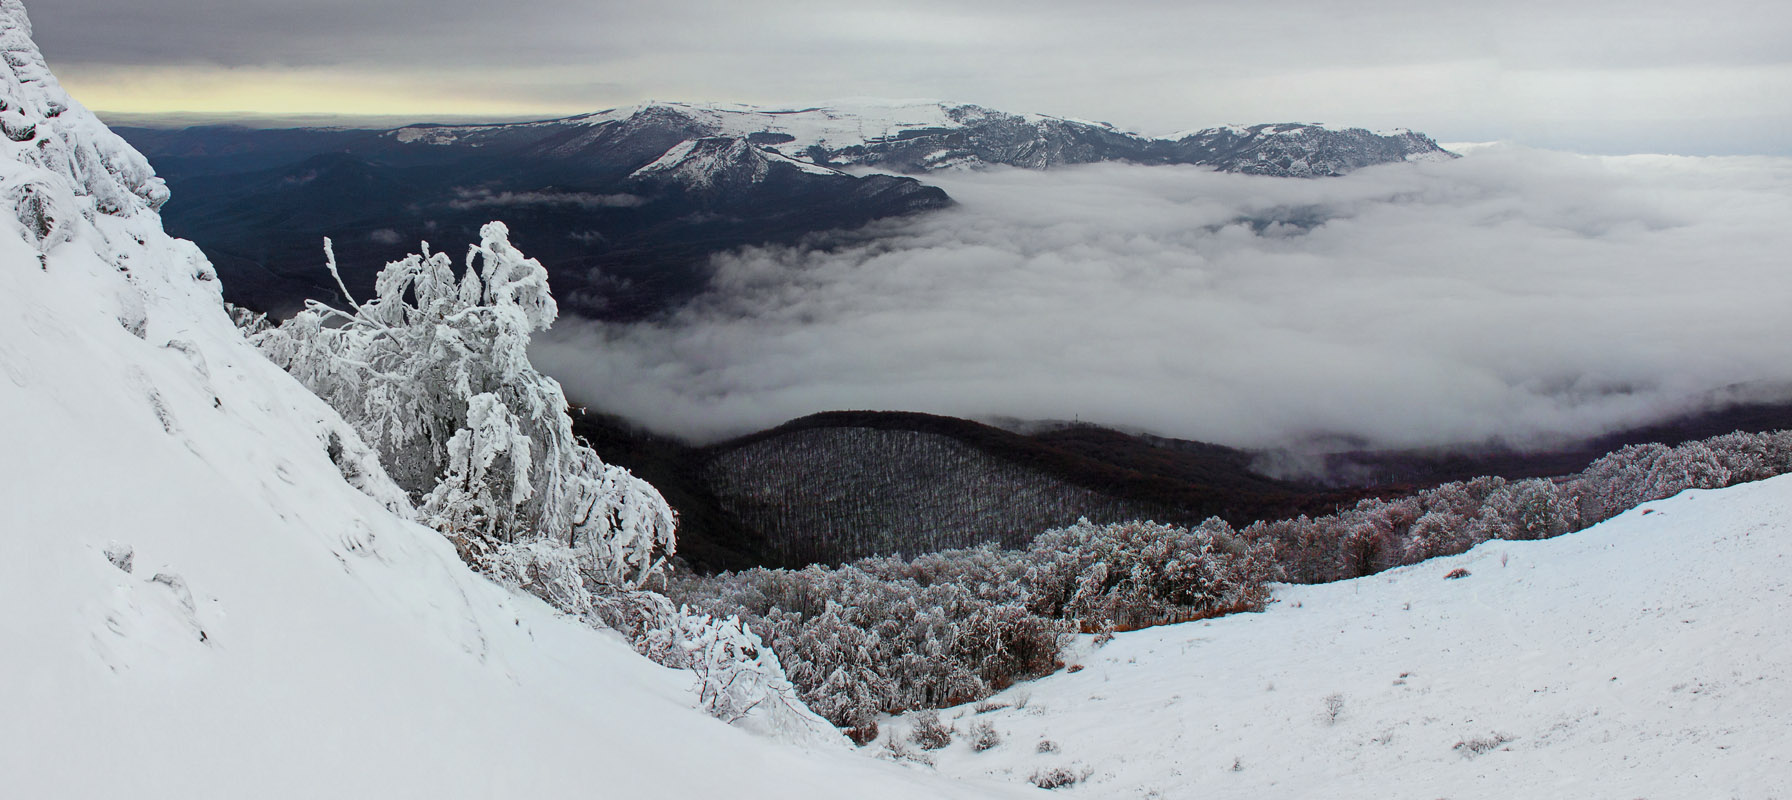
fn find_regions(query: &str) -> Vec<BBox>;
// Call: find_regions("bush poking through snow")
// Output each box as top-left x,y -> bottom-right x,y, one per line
879,738 -> 935,766
1323,693 -> 1345,724
1453,732 -> 1514,757
1036,739 -> 1059,754
682,613 -> 784,723
970,720 -> 1002,751
1444,567 -> 1471,580
590,591 -> 827,736
1030,767 -> 1084,789
909,711 -> 953,750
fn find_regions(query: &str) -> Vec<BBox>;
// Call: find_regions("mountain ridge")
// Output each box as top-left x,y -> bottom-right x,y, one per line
379,99 -> 1456,177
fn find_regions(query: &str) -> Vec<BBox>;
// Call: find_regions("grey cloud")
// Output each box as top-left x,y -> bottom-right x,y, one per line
32,0 -> 1788,72
28,0 -> 1792,153
532,148 -> 1792,451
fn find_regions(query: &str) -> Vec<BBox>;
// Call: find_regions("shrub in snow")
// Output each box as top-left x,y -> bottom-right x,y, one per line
254,224 -> 675,599
969,720 -> 1002,751
682,612 -> 788,723
585,590 -> 826,737
1030,767 -> 1083,789
1453,732 -> 1514,757
1036,739 -> 1058,754
1024,518 -> 1280,631
908,711 -> 953,750
1322,692 -> 1345,724
879,738 -> 933,766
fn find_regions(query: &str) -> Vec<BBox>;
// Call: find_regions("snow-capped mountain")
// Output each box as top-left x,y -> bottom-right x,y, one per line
386,99 -> 1455,177
629,135 -> 854,192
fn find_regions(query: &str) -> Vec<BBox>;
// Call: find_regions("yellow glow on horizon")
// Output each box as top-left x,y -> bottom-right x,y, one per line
54,64 -> 593,118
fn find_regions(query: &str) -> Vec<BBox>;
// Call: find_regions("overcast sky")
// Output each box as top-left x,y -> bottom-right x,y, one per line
28,0 -> 1792,154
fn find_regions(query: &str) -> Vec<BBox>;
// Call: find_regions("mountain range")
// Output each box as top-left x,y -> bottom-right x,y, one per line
115,101 -> 1453,320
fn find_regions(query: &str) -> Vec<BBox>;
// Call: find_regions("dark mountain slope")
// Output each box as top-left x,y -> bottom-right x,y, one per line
571,402 -> 1792,573
573,409 -> 1370,570
119,119 -> 950,319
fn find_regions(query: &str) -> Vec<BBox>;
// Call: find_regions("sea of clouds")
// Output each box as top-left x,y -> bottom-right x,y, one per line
533,145 -> 1792,451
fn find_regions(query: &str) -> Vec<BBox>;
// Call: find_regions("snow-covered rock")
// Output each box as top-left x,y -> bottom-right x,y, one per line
0,4 -> 1012,796
629,135 -> 845,191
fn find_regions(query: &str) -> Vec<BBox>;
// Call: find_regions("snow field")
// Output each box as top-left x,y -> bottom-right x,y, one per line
891,478 -> 1792,798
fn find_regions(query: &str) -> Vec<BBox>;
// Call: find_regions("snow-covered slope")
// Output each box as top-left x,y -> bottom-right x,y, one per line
896,475 -> 1792,798
630,135 -> 845,189
0,5 -> 1010,796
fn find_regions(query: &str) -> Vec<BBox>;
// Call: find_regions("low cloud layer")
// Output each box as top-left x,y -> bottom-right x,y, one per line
448,187 -> 645,210
533,147 -> 1792,451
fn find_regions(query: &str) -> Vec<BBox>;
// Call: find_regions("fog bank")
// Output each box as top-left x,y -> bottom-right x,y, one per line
534,147 -> 1792,450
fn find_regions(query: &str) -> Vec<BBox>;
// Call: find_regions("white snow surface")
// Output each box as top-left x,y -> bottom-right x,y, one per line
0,5 -> 1012,797
891,477 -> 1792,798
630,135 -> 844,186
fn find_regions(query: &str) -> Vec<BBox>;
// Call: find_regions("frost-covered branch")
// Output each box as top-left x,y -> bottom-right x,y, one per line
254,222 -> 677,599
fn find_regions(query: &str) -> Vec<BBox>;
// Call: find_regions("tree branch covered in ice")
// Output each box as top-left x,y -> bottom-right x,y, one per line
254,222 -> 676,596
251,224 -> 835,738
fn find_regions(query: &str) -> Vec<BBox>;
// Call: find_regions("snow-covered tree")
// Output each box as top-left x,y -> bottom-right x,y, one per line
255,222 -> 675,596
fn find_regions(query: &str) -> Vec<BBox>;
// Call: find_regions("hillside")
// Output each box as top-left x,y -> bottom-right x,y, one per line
575,405 -> 1792,572
884,473 -> 1792,797
572,410 -> 1373,569
0,5 -> 1007,796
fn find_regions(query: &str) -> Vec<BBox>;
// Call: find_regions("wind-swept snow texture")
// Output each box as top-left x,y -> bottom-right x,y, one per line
0,4 -> 1014,797
898,475 -> 1792,798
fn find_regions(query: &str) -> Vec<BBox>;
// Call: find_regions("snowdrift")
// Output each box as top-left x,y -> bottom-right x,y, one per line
0,4 -> 1010,796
